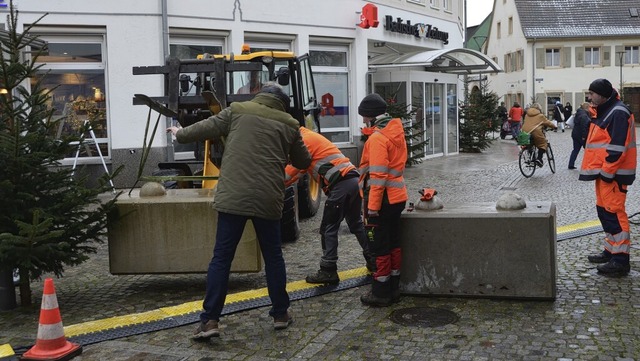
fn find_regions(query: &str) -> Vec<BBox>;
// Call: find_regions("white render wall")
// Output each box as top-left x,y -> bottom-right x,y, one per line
10,0 -> 464,155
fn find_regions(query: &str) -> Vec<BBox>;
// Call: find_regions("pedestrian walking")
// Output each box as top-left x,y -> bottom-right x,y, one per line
167,83 -> 312,338
285,126 -> 376,285
508,102 -> 524,140
357,93 -> 408,307
567,102 -> 591,169
581,79 -> 636,276
564,102 -> 573,129
553,101 -> 565,132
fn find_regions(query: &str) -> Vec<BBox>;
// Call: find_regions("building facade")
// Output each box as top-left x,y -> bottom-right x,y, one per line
8,0 -> 498,187
485,0 -> 640,121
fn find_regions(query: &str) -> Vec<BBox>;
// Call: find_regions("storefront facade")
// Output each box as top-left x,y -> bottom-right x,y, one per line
7,0 -> 497,187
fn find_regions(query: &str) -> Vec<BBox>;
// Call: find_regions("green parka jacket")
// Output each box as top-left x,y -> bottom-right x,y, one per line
176,93 -> 312,220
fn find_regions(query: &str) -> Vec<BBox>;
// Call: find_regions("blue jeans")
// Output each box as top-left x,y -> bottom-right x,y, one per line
201,212 -> 289,322
568,137 -> 583,168
510,121 -> 521,139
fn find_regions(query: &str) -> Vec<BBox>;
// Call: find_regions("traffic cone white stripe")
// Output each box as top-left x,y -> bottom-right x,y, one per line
36,322 -> 65,340
41,293 -> 59,310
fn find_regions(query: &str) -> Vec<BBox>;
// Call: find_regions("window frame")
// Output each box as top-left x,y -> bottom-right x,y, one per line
584,46 -> 601,66
624,45 -> 639,65
32,33 -> 108,165
309,44 -> 351,144
545,48 -> 561,67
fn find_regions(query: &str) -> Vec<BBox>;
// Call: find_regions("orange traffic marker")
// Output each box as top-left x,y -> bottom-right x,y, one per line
21,278 -> 82,361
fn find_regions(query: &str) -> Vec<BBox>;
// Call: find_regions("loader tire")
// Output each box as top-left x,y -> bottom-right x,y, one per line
280,185 -> 300,243
297,174 -> 322,219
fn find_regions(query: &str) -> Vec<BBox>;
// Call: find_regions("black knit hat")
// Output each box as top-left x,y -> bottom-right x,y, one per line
358,93 -> 387,117
588,78 -> 613,98
259,83 -> 290,110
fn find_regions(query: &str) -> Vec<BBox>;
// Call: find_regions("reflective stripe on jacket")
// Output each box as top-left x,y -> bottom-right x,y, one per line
579,93 -> 636,185
358,116 -> 408,211
285,126 -> 356,190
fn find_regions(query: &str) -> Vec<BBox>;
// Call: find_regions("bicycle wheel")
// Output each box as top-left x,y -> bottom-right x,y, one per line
546,143 -> 556,173
519,146 -> 536,178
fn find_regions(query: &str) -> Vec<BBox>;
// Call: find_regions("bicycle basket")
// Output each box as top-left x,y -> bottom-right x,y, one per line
516,130 -> 531,145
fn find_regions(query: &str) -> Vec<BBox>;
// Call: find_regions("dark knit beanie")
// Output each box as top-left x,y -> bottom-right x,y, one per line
588,78 -> 613,98
259,84 -> 290,110
358,93 -> 387,117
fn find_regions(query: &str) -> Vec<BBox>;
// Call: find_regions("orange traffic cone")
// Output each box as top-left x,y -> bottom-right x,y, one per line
21,278 -> 82,361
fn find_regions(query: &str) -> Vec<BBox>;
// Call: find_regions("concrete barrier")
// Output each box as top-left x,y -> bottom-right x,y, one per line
399,202 -> 556,300
107,188 -> 262,274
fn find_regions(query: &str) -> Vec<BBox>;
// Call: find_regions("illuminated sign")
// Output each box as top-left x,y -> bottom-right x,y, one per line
384,15 -> 449,45
0,0 -> 8,8
358,3 -> 379,29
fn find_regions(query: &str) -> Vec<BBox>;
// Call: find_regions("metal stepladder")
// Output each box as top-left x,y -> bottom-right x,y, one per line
71,119 -> 115,193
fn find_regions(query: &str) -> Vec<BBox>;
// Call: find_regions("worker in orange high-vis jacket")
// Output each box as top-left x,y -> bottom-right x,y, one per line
285,127 -> 376,285
357,93 -> 408,307
581,78 -> 636,276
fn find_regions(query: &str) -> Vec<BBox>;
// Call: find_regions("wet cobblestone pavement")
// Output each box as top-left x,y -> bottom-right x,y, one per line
2,130 -> 640,360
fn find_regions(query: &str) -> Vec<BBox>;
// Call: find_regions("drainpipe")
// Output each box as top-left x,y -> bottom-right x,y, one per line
161,0 -> 174,161
531,38 -> 536,103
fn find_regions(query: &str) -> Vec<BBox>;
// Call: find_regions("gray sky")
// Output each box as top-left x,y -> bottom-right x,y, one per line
467,0 -> 493,27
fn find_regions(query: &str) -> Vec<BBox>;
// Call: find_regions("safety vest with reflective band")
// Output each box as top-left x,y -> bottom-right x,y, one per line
579,97 -> 636,185
359,116 -> 408,211
284,126 -> 356,190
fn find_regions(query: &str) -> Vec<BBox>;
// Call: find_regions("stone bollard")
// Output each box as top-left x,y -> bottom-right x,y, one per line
495,192 -> 526,210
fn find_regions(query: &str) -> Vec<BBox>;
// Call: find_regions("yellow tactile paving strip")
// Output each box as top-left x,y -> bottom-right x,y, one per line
0,222 -> 598,356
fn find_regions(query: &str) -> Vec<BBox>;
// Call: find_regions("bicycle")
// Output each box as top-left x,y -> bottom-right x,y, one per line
517,130 -> 556,178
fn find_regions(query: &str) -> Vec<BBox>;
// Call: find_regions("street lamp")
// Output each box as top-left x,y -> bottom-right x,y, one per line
616,51 -> 625,99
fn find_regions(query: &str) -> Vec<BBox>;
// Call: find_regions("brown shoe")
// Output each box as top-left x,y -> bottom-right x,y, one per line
273,310 -> 293,330
192,319 -> 219,339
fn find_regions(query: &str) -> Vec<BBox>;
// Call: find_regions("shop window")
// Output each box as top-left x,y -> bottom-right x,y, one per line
624,46 -> 639,65
309,47 -> 350,143
585,47 -> 600,66
545,48 -> 561,67
34,39 -> 108,161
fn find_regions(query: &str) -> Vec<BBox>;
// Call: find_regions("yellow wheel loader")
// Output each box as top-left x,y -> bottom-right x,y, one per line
108,48 -> 322,274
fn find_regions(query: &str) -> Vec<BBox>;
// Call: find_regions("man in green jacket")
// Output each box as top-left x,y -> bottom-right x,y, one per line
167,83 -> 311,339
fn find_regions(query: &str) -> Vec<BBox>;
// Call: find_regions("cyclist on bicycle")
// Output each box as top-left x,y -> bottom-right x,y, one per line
521,103 -> 557,167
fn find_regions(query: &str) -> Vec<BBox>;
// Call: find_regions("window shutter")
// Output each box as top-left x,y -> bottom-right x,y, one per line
562,47 -> 572,68
614,45 -> 623,66
535,93 -> 545,107
575,47 -> 584,67
602,46 -> 611,67
536,48 -> 545,69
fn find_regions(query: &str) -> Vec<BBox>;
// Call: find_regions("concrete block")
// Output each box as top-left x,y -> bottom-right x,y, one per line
399,202 -> 556,300
108,188 -> 262,274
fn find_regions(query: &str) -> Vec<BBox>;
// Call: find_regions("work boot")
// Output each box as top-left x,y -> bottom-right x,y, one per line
597,260 -> 630,276
360,280 -> 392,307
587,251 -> 612,264
191,319 -> 219,339
390,275 -> 401,303
306,268 -> 339,285
273,309 -> 293,330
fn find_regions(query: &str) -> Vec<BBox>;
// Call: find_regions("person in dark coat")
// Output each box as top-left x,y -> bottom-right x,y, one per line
563,102 -> 573,128
553,101 -> 565,132
568,102 -> 591,169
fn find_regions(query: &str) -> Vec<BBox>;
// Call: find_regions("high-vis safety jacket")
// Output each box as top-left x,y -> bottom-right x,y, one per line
579,91 -> 636,185
285,127 -> 357,191
359,116 -> 408,211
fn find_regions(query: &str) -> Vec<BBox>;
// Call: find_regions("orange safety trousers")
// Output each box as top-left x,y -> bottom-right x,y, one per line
595,178 -> 630,255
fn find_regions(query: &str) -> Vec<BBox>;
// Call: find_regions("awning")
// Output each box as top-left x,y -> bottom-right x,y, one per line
368,48 -> 502,74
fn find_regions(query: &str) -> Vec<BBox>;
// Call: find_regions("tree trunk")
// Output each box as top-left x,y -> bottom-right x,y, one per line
0,268 -> 17,310
19,267 -> 32,306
